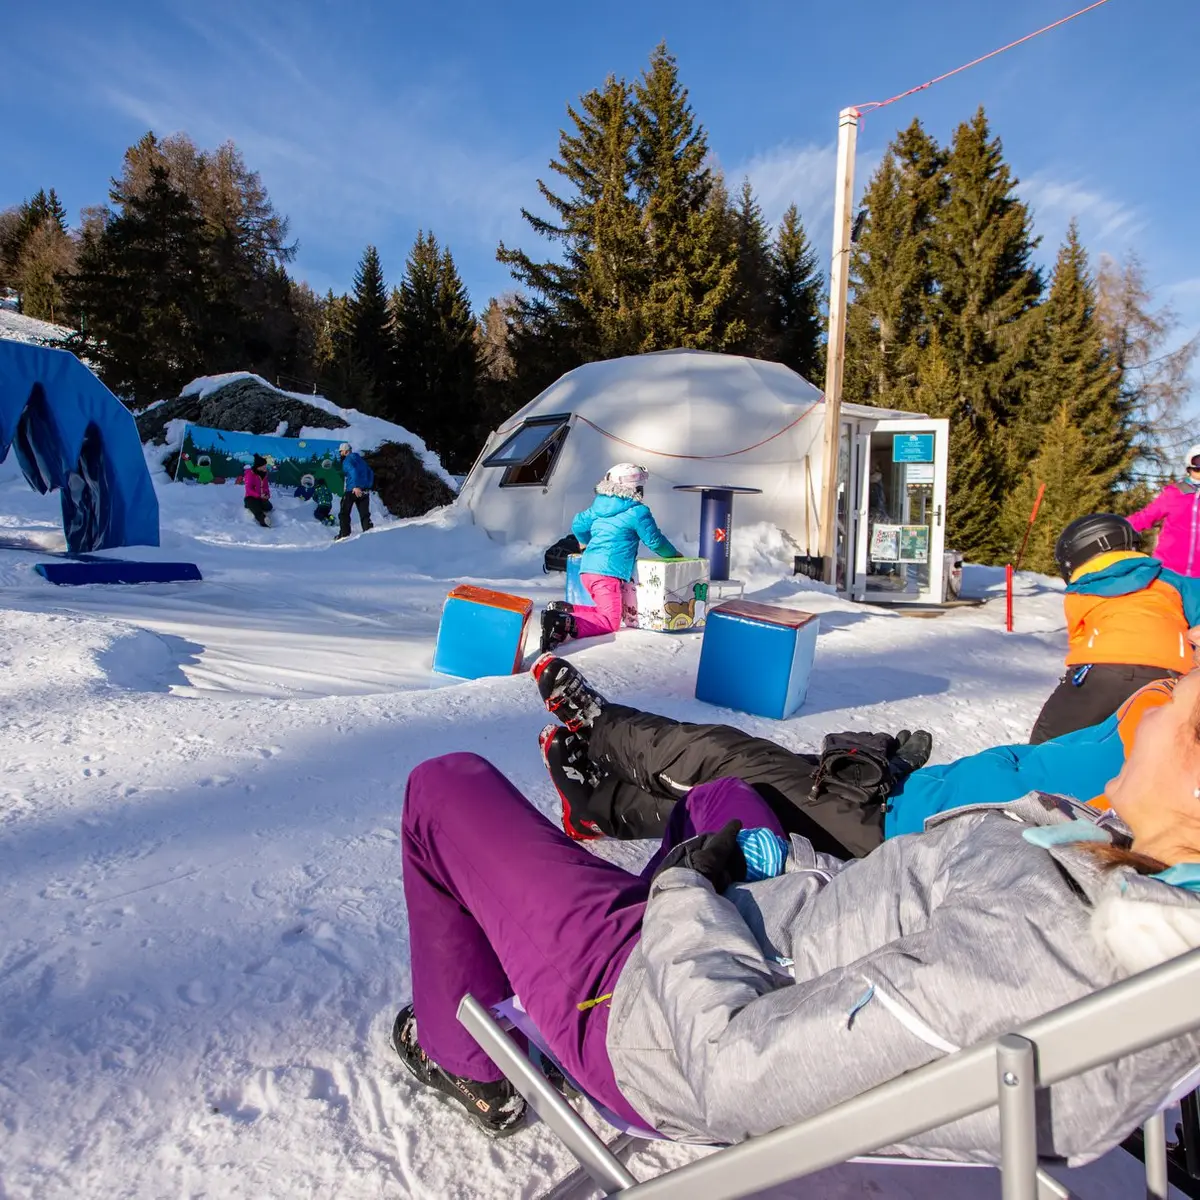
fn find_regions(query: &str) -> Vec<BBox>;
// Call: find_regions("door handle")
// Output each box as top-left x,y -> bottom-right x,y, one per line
935,506 -> 943,527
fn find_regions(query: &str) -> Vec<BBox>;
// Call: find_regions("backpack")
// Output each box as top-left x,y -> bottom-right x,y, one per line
543,533 -> 582,574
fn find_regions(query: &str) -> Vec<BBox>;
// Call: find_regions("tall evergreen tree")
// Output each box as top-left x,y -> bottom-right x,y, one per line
1002,224 -> 1130,572
339,244 -> 395,415
498,75 -> 644,364
633,43 -> 740,350
724,179 -> 773,358
768,204 -> 823,379
393,231 -> 481,471
64,166 -> 215,402
844,119 -> 945,409
934,109 -> 1042,428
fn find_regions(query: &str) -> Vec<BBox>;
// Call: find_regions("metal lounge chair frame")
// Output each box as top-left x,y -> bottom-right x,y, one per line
456,944 -> 1200,1200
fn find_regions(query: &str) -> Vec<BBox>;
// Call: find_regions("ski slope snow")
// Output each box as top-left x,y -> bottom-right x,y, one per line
0,453 -> 1183,1198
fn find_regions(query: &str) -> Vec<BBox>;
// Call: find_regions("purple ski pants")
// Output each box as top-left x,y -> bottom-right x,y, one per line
402,753 -> 784,1128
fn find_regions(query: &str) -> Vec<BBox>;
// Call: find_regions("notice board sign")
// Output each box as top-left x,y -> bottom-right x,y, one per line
893,433 -> 935,463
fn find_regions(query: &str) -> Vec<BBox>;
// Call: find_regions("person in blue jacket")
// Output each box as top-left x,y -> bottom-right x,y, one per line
539,463 -> 680,653
335,443 -> 374,541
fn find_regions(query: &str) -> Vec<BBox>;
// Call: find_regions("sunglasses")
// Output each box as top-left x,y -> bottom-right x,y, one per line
1189,461 -> 1200,472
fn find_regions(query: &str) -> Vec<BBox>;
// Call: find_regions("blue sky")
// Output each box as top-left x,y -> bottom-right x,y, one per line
4,0 -> 1199,351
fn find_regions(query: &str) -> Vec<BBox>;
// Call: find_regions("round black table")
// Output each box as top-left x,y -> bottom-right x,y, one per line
673,485 -> 762,581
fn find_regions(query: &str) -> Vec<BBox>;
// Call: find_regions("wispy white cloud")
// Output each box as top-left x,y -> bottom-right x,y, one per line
1018,175 -> 1145,254
40,2 -> 543,294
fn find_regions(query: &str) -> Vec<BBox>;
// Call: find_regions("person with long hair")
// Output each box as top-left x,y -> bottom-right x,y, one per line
387,676 -> 1200,1158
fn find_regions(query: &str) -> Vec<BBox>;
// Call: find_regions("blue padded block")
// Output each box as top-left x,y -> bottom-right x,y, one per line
35,560 -> 202,585
433,587 -> 533,680
695,602 -> 820,720
564,555 -> 596,607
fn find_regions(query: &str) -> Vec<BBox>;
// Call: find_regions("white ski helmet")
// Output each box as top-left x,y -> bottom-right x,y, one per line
1186,444 -> 1200,472
603,462 -> 649,488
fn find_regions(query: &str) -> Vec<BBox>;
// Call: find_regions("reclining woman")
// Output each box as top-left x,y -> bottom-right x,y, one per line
391,669 -> 1200,1159
530,641 -> 1199,852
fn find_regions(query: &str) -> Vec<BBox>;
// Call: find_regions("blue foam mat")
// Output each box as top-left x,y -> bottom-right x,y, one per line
35,561 -> 203,586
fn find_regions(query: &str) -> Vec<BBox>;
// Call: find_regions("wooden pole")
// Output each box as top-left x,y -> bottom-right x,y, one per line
819,107 -> 860,585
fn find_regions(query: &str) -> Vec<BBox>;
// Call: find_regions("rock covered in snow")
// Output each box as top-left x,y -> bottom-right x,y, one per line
141,371 -> 457,520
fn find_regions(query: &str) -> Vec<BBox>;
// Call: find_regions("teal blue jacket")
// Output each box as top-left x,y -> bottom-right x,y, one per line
571,488 -> 679,581
885,713 -> 1128,838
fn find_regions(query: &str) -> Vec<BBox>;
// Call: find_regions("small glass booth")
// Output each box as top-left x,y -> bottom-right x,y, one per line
834,414 -> 950,605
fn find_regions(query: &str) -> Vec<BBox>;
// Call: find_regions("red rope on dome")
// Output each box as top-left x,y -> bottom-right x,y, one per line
572,401 -> 823,460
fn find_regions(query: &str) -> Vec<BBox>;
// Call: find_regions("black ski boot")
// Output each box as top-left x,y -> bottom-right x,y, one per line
390,1005 -> 527,1137
539,724 -> 605,840
531,654 -> 605,732
538,609 -> 577,654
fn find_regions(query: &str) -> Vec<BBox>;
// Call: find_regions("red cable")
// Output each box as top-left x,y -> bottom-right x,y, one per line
573,402 -> 822,460
854,0 -> 1115,115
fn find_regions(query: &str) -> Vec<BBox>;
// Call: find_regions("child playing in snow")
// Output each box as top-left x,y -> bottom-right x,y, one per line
539,463 -> 680,653
243,455 -> 273,528
312,481 -> 334,525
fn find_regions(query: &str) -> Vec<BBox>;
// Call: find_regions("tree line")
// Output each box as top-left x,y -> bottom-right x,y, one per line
846,111 -> 1196,570
1,43 -> 1193,563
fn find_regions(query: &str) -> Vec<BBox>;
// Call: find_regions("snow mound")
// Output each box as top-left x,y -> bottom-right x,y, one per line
0,308 -> 72,347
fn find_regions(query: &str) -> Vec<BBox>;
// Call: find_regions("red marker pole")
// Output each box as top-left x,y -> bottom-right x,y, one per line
1015,482 -> 1046,573
1006,563 -> 1014,633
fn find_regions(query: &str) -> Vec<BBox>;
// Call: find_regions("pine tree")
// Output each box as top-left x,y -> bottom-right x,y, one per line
633,42 -> 739,350
14,219 -> 75,323
340,245 -> 394,414
722,179 -> 773,358
1,188 -> 72,303
768,204 -> 823,379
393,232 -> 481,470
64,166 -> 215,402
844,119 -> 945,409
498,74 -> 644,363
934,109 -> 1042,431
1002,224 -> 1130,572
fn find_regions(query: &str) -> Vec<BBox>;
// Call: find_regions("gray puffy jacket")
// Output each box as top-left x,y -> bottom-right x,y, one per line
606,793 -> 1200,1164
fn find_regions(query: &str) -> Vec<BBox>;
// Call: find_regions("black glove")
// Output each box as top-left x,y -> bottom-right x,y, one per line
653,819 -> 746,893
810,732 -> 899,809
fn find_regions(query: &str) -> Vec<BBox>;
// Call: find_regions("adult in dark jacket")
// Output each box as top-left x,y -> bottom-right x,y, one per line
532,654 -> 932,857
387,681 -> 1200,1144
530,641 -> 1198,855
336,442 -> 374,540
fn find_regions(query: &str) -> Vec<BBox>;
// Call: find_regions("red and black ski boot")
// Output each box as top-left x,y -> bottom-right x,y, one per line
530,653 -> 605,732
539,724 -> 604,840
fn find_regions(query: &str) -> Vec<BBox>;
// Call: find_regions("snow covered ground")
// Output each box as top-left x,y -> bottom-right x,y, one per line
0,307 -> 71,347
0,453 -> 1182,1198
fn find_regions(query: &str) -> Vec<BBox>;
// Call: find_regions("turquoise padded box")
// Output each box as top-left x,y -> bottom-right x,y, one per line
695,600 -> 819,719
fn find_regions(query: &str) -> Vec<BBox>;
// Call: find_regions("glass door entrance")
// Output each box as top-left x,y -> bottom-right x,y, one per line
853,419 -> 949,604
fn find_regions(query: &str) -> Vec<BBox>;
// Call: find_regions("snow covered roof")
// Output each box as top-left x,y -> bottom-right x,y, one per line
500,349 -> 824,457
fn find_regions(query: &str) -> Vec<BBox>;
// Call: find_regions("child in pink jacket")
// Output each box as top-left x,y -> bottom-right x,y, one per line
243,454 -> 273,528
1129,443 -> 1200,576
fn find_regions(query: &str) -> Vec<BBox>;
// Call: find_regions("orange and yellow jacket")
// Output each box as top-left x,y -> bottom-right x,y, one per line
1062,551 -> 1200,673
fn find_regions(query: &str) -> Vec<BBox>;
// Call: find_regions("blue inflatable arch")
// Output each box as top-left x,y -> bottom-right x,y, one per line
0,341 -> 159,552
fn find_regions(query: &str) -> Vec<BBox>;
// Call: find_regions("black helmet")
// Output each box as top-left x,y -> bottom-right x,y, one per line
1053,514 -> 1138,581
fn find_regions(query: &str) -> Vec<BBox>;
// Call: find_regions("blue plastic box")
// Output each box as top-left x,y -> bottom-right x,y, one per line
433,585 -> 534,680
695,600 -> 820,719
